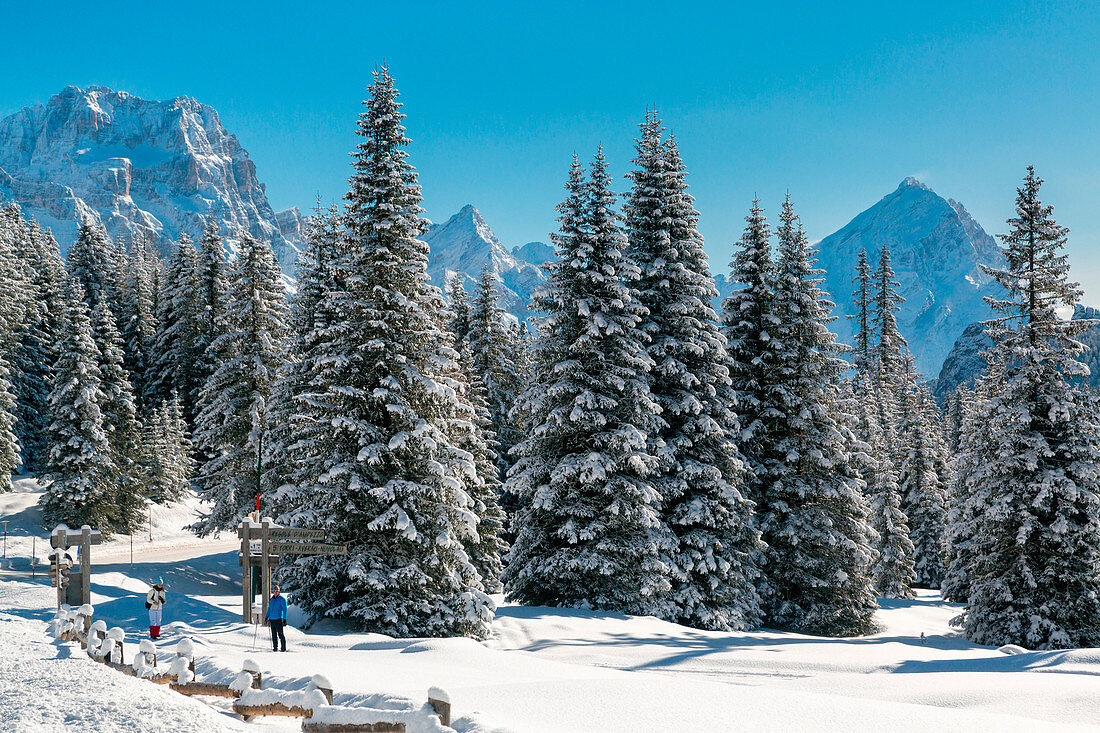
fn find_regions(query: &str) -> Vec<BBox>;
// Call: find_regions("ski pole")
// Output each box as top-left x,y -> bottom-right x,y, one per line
252,618 -> 258,650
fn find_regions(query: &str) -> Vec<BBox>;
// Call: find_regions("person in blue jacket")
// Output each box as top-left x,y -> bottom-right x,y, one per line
265,584 -> 288,652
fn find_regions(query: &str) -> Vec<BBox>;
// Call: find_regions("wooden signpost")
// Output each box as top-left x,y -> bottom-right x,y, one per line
238,519 -> 347,623
50,525 -> 103,608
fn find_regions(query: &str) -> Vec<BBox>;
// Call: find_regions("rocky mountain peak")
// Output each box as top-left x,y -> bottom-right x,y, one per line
815,179 -> 1003,377
0,85 -> 300,272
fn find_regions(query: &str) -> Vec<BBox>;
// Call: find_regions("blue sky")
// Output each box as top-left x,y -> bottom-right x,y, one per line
5,1 -> 1100,296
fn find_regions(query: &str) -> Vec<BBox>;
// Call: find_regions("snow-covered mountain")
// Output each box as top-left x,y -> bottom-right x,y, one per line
934,304 -> 1100,399
424,204 -> 549,318
0,86 -> 301,272
814,177 -> 1003,378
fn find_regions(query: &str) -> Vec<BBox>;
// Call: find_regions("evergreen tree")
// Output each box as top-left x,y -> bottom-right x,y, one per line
143,393 -> 194,503
39,282 -> 119,534
466,265 -> 523,477
67,218 -> 117,312
962,167 -> 1100,648
721,200 -> 779,503
504,150 -> 673,614
623,115 -> 761,630
895,381 -> 948,587
118,233 -> 158,414
446,274 -> 473,348
193,233 -> 290,535
195,217 -> 229,387
148,234 -> 202,425
849,249 -> 874,375
11,220 -> 66,472
273,68 -> 493,638
90,301 -> 146,531
762,195 -> 879,635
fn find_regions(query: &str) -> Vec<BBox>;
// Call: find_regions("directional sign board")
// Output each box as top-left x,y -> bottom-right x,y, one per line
270,542 -> 347,556
268,528 -> 326,541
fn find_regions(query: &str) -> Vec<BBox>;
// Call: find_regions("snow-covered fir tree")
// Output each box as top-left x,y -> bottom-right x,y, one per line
848,372 -> 916,598
262,203 -> 341,500
466,264 -> 524,477
761,195 -> 879,636
721,199 -> 780,503
273,67 -> 492,638
9,213 -> 66,472
194,217 -> 229,389
961,167 -> 1100,649
446,274 -> 473,348
895,381 -> 948,588
90,300 -> 146,531
143,393 -> 193,504
623,114 -> 761,630
849,249 -> 875,375
504,150 -> 674,614
193,233 -> 289,535
39,282 -> 120,534
117,233 -> 159,414
148,234 -> 202,425
67,218 -> 121,313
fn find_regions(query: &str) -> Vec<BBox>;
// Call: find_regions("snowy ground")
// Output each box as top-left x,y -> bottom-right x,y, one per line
3,483 -> 1100,731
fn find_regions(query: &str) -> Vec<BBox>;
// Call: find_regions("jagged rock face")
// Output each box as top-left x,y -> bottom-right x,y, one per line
933,305 -> 1100,399
815,177 -> 1003,378
0,85 -> 300,272
424,204 -> 549,318
932,321 -> 992,400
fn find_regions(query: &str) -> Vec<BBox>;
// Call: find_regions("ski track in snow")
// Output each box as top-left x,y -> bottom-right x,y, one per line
4,483 -> 1100,731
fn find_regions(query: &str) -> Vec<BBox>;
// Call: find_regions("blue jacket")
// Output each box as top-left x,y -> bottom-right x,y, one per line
266,594 -> 288,621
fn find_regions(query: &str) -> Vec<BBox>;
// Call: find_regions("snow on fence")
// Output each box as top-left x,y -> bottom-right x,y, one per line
56,605 -> 455,731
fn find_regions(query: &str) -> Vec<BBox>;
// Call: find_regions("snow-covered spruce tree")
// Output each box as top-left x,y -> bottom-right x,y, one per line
142,393 -> 194,503
446,274 -> 473,348
870,246 -> 907,455
193,233 -> 289,535
504,150 -> 674,614
721,199 -> 780,504
262,203 -> 342,500
194,217 -> 229,388
90,300 -> 146,531
148,234 -> 202,426
849,249 -> 875,375
762,195 -> 879,636
449,347 -> 508,594
623,115 -> 761,630
67,218 -> 119,313
0,206 -> 26,488
118,234 -> 159,415
894,381 -> 948,588
274,68 -> 492,638
940,366 -> 997,603
39,282 -> 120,534
10,219 -> 67,471
467,264 -> 524,477
849,372 -> 916,598
962,167 -> 1100,649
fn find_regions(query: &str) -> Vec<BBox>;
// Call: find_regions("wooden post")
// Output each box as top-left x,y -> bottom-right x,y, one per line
241,521 -> 252,623
260,519 -> 271,624
80,526 -> 92,606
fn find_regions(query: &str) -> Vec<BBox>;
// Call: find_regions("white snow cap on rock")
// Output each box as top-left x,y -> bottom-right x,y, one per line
90,620 -> 107,633
242,658 -> 261,673
311,674 -> 332,689
77,604 -> 94,615
139,639 -> 155,654
229,671 -> 254,693
427,686 -> 450,704
176,638 -> 195,658
107,627 -> 126,641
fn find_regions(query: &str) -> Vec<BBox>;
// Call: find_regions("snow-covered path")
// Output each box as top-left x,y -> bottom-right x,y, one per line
4,483 -> 1100,731
0,592 -> 250,732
